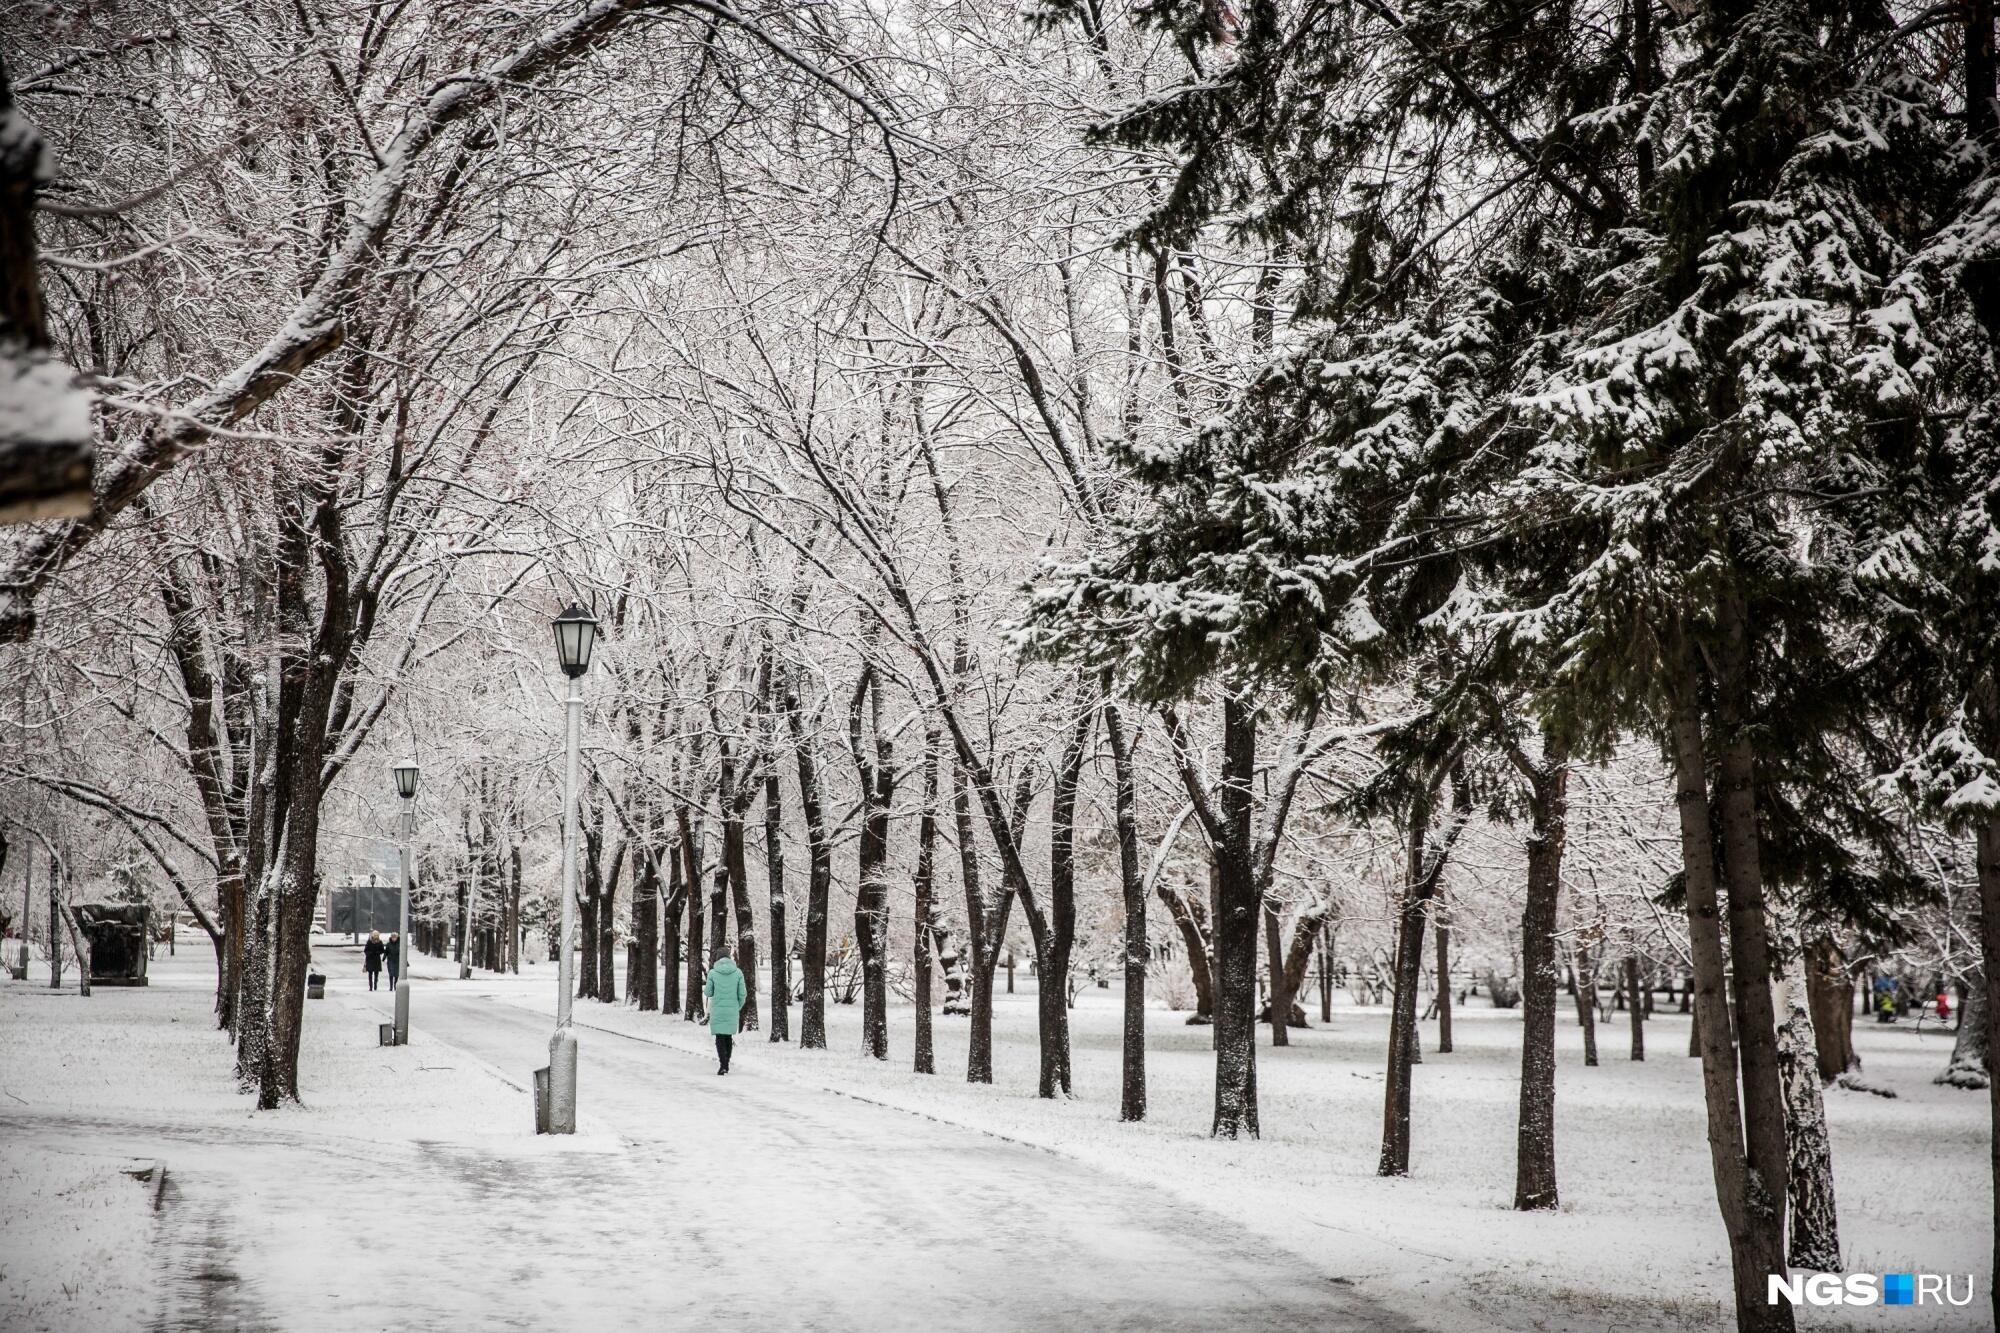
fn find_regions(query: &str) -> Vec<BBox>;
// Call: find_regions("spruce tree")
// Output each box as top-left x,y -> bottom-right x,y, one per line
1025,0 -> 1971,1326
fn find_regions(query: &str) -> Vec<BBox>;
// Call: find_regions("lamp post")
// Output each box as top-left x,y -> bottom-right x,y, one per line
547,602 -> 598,1134
390,760 -> 419,1045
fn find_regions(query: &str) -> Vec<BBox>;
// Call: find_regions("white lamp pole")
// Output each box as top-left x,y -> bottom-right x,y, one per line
547,603 -> 598,1134
392,761 -> 419,1045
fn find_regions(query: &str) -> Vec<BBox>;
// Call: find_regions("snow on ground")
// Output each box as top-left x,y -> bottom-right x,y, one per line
0,943 -> 1989,1332
0,1138 -> 156,1333
461,954 -> 1990,1333
0,947 -> 576,1333
4,947 -> 1390,1332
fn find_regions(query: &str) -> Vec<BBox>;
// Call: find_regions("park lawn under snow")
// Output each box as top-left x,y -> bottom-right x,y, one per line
0,1136 -> 155,1333
0,944 -> 1988,1332
475,955 -> 1989,1333
0,950 -> 607,1332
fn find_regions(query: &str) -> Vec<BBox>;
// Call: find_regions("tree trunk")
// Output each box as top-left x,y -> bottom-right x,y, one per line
58,899 -> 90,997
662,842 -> 684,1015
1775,915 -> 1839,1272
219,873 -> 243,1031
1671,646 -> 1792,1333
247,481 -> 337,1108
1573,941 -> 1599,1066
1035,705 -> 1093,1099
1514,737 -> 1568,1211
1263,901 -> 1289,1047
1625,955 -> 1645,1061
1312,924 -> 1328,1016
1712,590 -> 1793,1324
968,949 -> 997,1076
1805,934 -> 1856,1079
957,758 -> 1005,1083
46,870 -> 61,989
913,725 -> 940,1074
1977,808 -> 2000,1331
1105,700 -> 1147,1122
849,660 -> 894,1062
580,810 -> 602,1000
1158,882 -> 1213,1022
764,768 -> 789,1042
258,858 -> 319,1107
236,863 -> 271,1087
509,843 -> 522,975
707,844 -> 728,965
1380,776 -> 1453,1175
256,746 -> 329,1105
578,888 -> 597,999
1211,696 -> 1260,1138
681,813 -> 705,1023
598,835 -> 621,1003
1938,961 -> 1989,1087
455,880 -> 472,976
633,834 -> 659,1011
787,665 -> 833,1050
1277,901 -> 1328,1022
723,809 -> 755,1031
1435,909 -> 1453,1054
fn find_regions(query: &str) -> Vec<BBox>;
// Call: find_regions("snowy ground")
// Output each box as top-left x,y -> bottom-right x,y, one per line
0,945 -> 1989,1332
455,958 -> 1991,1333
1,949 -> 1377,1331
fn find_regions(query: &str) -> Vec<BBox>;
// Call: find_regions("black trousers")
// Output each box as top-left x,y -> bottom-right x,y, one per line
715,1034 -> 733,1070
367,969 -> 380,991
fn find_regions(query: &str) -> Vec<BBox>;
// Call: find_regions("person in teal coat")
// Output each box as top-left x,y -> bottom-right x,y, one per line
704,949 -> 746,1075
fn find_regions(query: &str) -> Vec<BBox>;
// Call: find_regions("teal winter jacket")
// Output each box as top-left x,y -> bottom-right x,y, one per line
705,957 -> 746,1036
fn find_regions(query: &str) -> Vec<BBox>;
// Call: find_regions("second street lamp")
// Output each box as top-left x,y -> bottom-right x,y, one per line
546,602 -> 597,1133
391,760 -> 419,1045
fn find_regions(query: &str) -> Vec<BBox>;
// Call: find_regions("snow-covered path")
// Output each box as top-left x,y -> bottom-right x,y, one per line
10,947 -> 1985,1331
324,987 -> 1395,1331
4,959 -> 1398,1331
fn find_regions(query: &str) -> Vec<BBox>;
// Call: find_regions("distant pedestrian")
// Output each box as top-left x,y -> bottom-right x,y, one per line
364,932 -> 384,991
705,948 -> 745,1075
1937,989 -> 1951,1024
386,933 -> 401,987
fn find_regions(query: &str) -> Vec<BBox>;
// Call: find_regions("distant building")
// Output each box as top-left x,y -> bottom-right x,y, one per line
324,836 -> 406,928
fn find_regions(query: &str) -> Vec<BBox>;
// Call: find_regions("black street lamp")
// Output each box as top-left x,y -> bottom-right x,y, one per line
551,603 -> 598,679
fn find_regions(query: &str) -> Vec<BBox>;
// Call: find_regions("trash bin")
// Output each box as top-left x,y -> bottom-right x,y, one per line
533,1066 -> 551,1134
307,972 -> 325,999
379,1022 -> 397,1046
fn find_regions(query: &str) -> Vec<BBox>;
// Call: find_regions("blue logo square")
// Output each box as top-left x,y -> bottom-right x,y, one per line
1884,1273 -> 1915,1306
